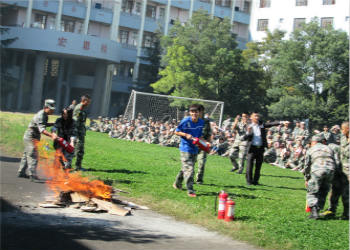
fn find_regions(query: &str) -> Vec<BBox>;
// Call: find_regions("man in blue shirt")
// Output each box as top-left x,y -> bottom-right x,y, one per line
173,104 -> 204,197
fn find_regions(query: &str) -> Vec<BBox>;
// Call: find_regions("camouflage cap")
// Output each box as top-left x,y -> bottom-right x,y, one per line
44,99 -> 55,110
311,134 -> 323,142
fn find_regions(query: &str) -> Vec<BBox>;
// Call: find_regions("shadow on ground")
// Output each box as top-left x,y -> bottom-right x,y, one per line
1,198 -> 174,250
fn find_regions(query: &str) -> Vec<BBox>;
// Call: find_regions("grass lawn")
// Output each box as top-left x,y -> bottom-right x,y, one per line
0,111 -> 348,250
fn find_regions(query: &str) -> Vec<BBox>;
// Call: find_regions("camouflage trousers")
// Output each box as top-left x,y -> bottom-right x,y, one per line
229,144 -> 247,171
328,170 -> 349,214
18,139 -> 38,176
74,135 -> 85,170
196,150 -> 207,183
306,169 -> 334,210
174,151 -> 197,193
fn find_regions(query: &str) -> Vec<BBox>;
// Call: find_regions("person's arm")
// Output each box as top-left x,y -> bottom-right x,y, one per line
38,115 -> 57,140
175,131 -> 192,140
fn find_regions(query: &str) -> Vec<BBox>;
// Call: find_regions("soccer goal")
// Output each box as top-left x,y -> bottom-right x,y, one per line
123,90 -> 225,127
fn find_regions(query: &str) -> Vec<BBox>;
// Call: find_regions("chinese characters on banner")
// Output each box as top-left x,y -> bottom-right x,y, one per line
57,37 -> 67,47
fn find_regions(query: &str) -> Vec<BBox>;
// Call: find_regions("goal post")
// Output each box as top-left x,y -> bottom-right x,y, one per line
123,90 -> 225,127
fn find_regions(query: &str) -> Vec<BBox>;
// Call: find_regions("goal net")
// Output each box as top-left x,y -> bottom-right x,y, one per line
123,90 -> 225,127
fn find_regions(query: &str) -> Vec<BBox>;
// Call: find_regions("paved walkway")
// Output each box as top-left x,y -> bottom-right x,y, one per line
1,154 -> 261,250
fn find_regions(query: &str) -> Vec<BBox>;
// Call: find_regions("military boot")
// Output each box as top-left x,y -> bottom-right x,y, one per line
308,206 -> 319,219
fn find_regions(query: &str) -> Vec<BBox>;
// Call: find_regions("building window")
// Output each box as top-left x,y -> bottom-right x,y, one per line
296,0 -> 307,6
33,13 -> 47,29
143,34 -> 153,48
293,18 -> 306,30
215,0 -> 222,6
159,7 -> 165,20
119,30 -> 129,44
243,1 -> 250,13
200,0 -> 211,3
135,2 -> 141,15
279,18 -> 284,23
323,0 -> 335,5
321,17 -> 333,28
257,19 -> 268,31
61,19 -> 75,33
224,0 -> 232,7
146,5 -> 156,19
122,0 -> 134,14
259,0 -> 271,8
131,31 -> 138,46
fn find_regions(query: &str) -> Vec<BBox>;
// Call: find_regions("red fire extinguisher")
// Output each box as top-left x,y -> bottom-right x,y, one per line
192,137 -> 210,153
224,198 -> 235,222
217,191 -> 228,219
57,137 -> 74,154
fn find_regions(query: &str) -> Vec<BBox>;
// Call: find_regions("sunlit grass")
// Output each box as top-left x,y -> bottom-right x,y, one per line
1,111 -> 348,250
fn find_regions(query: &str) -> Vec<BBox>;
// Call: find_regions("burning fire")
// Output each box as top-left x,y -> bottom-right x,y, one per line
36,140 -> 112,200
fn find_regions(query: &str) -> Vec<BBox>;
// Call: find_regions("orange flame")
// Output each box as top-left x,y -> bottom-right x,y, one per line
36,140 -> 112,200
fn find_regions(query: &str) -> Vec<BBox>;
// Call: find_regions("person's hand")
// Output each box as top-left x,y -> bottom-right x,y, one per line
51,133 -> 58,140
185,133 -> 192,140
247,126 -> 252,133
305,181 -> 308,188
234,115 -> 240,123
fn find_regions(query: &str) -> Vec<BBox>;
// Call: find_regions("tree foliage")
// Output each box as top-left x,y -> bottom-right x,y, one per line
244,20 -> 349,127
151,11 -> 268,115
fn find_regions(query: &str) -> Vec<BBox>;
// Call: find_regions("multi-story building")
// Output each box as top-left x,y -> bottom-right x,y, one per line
250,0 -> 349,41
0,0 -> 251,117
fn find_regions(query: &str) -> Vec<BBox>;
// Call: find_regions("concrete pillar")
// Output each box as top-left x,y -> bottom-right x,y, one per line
83,0 -> 92,35
64,60 -> 73,107
210,0 -> 215,19
100,64 -> 114,116
55,59 -> 65,112
189,0 -> 194,20
31,52 -> 47,112
91,60 -> 107,116
230,0 -> 236,26
25,0 -> 33,28
55,0 -> 64,31
110,0 -> 122,41
132,0 -> 147,82
17,53 -> 28,110
164,0 -> 171,35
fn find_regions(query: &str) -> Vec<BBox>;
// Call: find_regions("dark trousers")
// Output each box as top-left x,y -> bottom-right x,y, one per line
246,145 -> 264,184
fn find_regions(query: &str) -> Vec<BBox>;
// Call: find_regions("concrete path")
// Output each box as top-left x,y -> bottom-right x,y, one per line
1,154 -> 261,250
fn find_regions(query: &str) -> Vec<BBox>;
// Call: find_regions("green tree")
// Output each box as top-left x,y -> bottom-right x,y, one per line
247,20 -> 349,127
151,10 -> 267,115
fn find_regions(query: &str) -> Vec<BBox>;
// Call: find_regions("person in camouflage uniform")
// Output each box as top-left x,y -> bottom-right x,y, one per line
17,99 -> 58,181
321,122 -> 349,219
320,125 -> 335,144
263,142 -> 277,164
173,104 -> 204,197
303,135 -> 337,219
229,113 -> 249,174
195,104 -> 212,184
73,94 -> 91,171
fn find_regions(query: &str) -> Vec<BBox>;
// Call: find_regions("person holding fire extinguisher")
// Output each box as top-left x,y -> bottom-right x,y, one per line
52,107 -> 76,169
173,104 -> 205,197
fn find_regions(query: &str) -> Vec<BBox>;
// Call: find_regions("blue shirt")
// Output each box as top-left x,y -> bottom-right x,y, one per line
176,116 -> 204,154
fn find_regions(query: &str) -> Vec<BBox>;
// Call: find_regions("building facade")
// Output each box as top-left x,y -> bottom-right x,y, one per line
0,0 -> 251,117
250,0 -> 349,42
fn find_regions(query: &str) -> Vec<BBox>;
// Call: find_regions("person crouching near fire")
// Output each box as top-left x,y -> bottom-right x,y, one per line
173,104 -> 205,197
52,107 -> 76,169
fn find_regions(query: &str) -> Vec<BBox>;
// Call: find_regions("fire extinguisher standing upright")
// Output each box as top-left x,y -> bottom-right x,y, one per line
217,190 -> 228,219
224,198 -> 235,221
